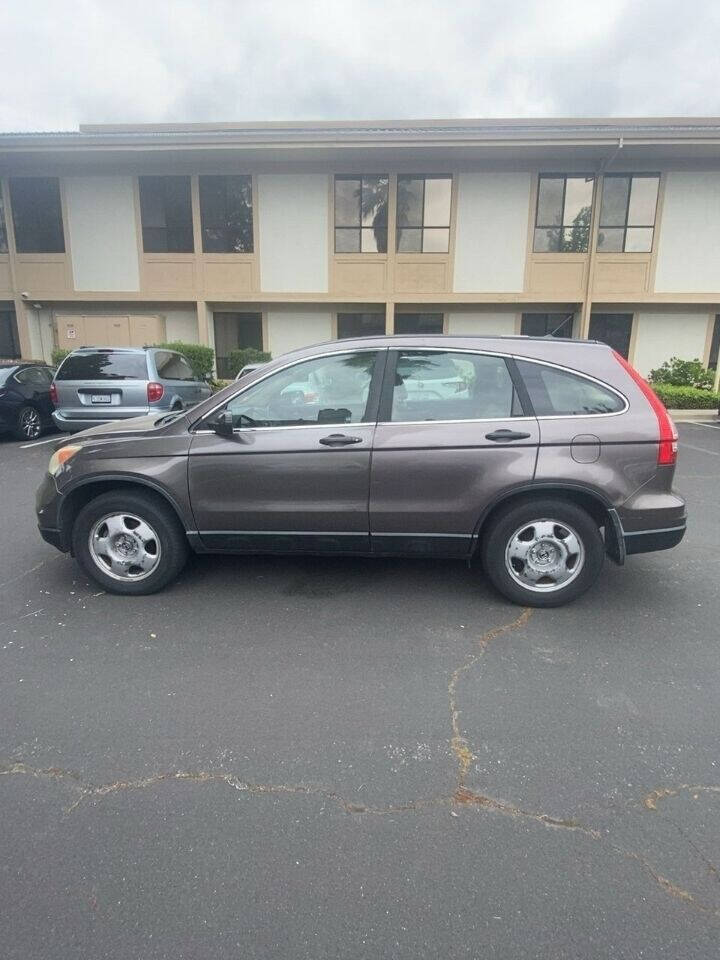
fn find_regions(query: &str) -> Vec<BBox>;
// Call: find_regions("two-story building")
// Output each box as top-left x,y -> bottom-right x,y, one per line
0,118 -> 719,381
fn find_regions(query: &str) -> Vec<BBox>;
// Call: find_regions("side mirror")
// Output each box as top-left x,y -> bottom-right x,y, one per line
211,410 -> 234,437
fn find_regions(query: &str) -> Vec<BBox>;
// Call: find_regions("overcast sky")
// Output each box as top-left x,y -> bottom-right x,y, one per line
3,0 -> 719,131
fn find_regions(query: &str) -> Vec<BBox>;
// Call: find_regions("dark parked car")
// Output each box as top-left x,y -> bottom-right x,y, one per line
36,336 -> 686,607
0,362 -> 55,440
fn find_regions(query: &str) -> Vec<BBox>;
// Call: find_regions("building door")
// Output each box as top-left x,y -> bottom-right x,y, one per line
188,349 -> 384,553
0,310 -> 19,359
588,313 -> 633,359
213,312 -> 263,378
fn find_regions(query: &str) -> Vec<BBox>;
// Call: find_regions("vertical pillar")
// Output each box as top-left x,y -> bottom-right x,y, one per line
14,299 -> 34,359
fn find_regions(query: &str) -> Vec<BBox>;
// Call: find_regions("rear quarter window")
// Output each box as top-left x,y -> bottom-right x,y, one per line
516,359 -> 625,416
56,353 -> 148,381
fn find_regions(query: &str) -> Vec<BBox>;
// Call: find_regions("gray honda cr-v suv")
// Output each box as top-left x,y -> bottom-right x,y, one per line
35,335 -> 686,607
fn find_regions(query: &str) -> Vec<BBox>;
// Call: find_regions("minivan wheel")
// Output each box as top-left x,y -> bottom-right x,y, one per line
15,405 -> 43,441
72,491 -> 189,595
480,499 -> 604,608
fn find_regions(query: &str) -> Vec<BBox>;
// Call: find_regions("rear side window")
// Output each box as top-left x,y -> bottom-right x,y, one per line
516,359 -> 625,416
155,352 -> 195,380
390,351 -> 524,422
56,352 -> 148,381
15,366 -> 52,385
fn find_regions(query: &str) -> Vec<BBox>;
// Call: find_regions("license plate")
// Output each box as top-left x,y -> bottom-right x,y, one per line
91,394 -> 112,404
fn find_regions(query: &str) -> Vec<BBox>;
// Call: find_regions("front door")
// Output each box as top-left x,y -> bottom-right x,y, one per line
188,349 -> 385,553
369,348 -> 540,557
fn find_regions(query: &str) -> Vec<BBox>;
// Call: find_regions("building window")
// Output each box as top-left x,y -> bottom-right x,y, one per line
533,175 -> 594,253
588,313 -> 633,359
138,176 -> 194,253
9,177 -> 65,253
598,175 -> 659,253
213,312 -> 263,380
0,196 -> 8,253
397,176 -> 452,253
0,310 -> 19,358
521,313 -> 575,338
394,313 -> 444,335
199,175 -> 253,253
334,176 -> 388,253
709,316 -> 720,371
337,313 -> 386,339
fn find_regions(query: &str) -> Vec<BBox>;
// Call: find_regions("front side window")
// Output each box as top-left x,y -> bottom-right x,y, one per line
516,359 -> 625,416
199,175 -> 253,253
334,176 -> 388,253
138,176 -> 194,253
397,176 -> 452,253
390,351 -> 522,422
9,177 -> 65,253
598,175 -> 659,253
521,313 -> 574,338
155,352 -> 195,380
337,313 -> 386,338
533,175 -> 594,253
223,351 -> 379,428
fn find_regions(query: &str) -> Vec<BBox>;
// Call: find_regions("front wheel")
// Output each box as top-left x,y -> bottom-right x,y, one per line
71,490 -> 189,595
480,499 -> 604,608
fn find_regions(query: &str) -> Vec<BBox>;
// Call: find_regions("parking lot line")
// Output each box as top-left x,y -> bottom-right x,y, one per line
688,421 -> 720,429
20,437 -> 58,449
678,441 -> 720,457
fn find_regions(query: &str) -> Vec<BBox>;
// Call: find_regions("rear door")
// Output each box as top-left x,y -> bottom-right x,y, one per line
369,348 -> 539,557
54,351 -> 150,423
188,349 -> 385,553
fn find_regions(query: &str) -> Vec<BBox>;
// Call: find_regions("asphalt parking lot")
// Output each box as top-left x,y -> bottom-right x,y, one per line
1,422 -> 719,959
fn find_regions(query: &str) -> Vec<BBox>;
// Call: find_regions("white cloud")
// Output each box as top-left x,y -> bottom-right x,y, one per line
2,0 -> 719,130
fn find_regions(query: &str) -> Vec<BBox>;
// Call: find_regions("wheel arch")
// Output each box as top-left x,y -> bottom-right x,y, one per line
58,476 -> 190,553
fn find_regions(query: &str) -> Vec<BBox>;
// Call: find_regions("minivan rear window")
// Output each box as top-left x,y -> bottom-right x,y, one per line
56,352 -> 148,381
516,359 -> 625,416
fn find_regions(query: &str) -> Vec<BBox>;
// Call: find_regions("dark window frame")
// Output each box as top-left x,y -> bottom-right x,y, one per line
396,174 -> 453,254
520,313 -> 575,339
533,173 -> 595,253
393,312 -> 445,336
138,176 -> 194,254
334,175 -> 389,254
9,177 -> 66,254
588,313 -> 634,360
597,173 -> 660,253
199,174 -> 254,253
336,312 -> 386,339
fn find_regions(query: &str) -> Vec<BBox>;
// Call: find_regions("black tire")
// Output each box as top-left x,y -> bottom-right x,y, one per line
480,498 -> 605,608
14,404 -> 43,441
71,490 -> 189,596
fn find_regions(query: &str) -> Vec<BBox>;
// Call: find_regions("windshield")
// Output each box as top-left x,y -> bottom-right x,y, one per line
56,352 -> 148,381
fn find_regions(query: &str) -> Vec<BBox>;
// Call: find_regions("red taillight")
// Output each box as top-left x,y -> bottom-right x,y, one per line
49,383 -> 58,406
612,351 -> 677,466
147,381 -> 164,403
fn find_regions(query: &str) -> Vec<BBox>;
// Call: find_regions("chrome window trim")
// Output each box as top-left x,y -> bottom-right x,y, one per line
191,346 -> 384,431
377,415 -> 536,427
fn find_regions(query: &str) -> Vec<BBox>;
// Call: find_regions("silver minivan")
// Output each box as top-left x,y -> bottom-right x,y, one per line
52,347 -> 212,433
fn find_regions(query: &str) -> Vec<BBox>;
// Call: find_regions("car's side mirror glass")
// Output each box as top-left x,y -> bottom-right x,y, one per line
210,410 -> 234,437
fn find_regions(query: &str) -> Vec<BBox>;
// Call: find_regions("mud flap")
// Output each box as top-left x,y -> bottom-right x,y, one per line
604,508 -> 626,566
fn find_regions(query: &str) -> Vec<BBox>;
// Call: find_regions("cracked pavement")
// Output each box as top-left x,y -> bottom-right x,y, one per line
1,422 -> 720,958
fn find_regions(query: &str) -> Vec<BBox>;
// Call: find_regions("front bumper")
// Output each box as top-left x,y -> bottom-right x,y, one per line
36,471 -> 69,552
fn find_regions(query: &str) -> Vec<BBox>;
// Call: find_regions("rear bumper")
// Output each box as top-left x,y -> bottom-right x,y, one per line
623,522 -> 686,556
52,409 -> 152,432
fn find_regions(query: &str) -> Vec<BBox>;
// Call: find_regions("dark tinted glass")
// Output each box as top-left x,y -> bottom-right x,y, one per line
517,359 -> 624,416
391,351 -> 520,422
521,313 -> 574,338
15,366 -> 51,385
588,314 -> 633,359
199,175 -> 253,252
709,316 -> 720,370
337,313 -> 385,338
139,176 -> 193,252
394,313 -> 444,335
56,352 -> 148,381
9,178 -> 65,253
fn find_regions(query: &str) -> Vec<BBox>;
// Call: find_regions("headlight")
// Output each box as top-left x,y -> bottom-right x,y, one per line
48,444 -> 82,476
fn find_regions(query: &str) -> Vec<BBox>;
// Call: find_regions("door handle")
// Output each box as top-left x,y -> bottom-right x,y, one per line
319,434 -> 363,446
485,429 -> 532,442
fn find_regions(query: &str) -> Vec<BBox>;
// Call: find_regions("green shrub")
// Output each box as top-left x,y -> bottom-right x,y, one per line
652,383 -> 720,410
209,378 -> 232,393
649,356 -> 713,390
51,347 -> 71,367
227,348 -> 271,379
151,341 -> 215,381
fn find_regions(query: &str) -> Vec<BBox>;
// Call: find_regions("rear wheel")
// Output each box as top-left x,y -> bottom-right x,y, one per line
72,490 -> 189,595
14,405 -> 43,441
480,498 -> 604,607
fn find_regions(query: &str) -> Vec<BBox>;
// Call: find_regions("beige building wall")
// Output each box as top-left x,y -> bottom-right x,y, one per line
266,307 -> 332,357
632,311 -> 709,376
164,308 -> 199,343
446,310 -> 517,336
453,173 -> 530,293
64,177 -> 140,292
654,172 -> 720,293
257,175 -> 329,293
